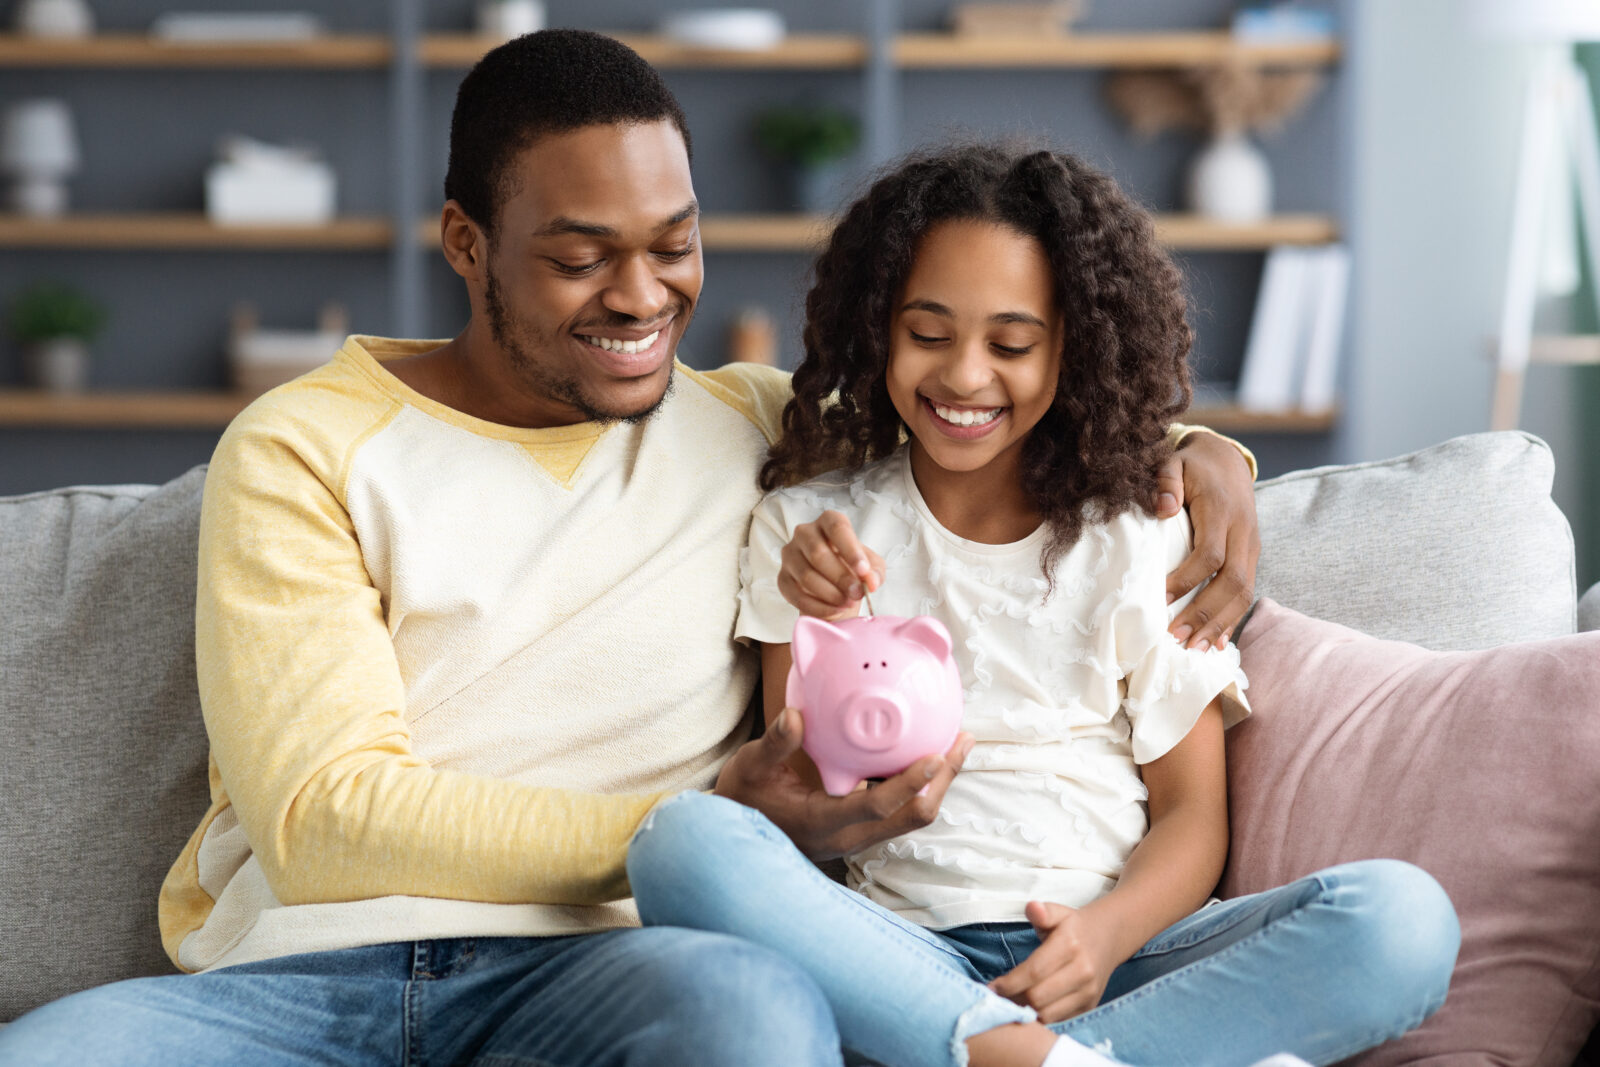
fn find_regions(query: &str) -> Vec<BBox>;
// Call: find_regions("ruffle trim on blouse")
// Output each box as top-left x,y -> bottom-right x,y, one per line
854,837 -> 1039,890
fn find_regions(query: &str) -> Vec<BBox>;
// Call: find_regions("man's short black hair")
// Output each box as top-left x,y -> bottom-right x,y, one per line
444,29 -> 693,235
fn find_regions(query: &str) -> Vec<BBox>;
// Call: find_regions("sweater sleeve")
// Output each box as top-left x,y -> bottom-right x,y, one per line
195,408 -> 666,909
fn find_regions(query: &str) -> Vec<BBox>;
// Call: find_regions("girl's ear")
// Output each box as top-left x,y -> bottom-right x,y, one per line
792,616 -> 850,673
892,616 -> 952,662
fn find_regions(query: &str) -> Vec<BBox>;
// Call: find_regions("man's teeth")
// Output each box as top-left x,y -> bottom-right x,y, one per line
932,402 -> 1003,427
581,330 -> 660,354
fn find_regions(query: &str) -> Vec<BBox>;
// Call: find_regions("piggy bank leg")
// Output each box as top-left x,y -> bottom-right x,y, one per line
817,768 -> 864,797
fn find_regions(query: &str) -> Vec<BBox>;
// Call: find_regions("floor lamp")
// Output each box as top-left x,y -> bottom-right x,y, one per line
1474,1 -> 1600,430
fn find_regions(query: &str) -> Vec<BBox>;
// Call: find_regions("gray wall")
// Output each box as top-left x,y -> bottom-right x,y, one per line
1,0 -> 1344,493
1346,0 -> 1596,588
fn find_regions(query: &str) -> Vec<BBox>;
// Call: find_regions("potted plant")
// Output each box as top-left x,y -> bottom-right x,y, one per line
753,104 -> 860,214
8,281 -> 106,392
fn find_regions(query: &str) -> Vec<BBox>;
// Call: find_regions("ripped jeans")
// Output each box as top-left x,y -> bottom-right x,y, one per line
626,791 -> 1460,1067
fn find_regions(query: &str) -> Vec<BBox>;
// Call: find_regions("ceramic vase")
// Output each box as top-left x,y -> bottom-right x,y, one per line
25,337 -> 90,392
1187,131 -> 1272,223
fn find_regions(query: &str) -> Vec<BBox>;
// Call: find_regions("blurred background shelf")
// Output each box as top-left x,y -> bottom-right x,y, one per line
0,389 -> 254,428
0,32 -> 392,67
407,212 -> 1339,253
420,32 -> 867,68
0,390 -> 1337,433
892,32 -> 1340,68
0,214 -> 393,249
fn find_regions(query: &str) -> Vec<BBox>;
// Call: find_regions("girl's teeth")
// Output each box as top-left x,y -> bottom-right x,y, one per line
583,330 -> 660,354
932,402 -> 1002,427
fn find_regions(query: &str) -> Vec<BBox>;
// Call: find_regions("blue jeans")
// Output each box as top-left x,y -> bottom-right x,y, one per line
627,791 -> 1461,1067
0,927 -> 842,1066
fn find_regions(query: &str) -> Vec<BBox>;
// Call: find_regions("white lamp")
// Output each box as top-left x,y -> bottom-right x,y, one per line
1470,0 -> 1600,429
0,99 -> 81,217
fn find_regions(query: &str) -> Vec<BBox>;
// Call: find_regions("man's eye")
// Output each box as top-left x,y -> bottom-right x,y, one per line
656,245 -> 696,261
553,260 -> 602,276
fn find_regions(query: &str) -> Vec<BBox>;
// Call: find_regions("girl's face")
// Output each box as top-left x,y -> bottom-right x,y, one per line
886,219 -> 1062,485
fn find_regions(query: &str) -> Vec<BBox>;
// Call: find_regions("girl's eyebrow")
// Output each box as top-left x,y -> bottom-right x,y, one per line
901,298 -> 1046,329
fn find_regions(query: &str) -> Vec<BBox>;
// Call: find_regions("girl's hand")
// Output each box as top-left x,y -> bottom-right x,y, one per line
988,901 -> 1122,1023
778,510 -> 886,620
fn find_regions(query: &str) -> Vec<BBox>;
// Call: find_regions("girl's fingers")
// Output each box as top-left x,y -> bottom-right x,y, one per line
816,511 -> 875,585
794,528 -> 860,598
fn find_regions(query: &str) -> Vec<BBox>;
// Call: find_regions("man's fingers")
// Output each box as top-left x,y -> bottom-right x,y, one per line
758,707 -> 805,764
1152,454 -> 1184,518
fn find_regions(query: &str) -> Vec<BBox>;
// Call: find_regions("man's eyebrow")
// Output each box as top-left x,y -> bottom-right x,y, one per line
900,299 -> 1047,329
534,201 -> 700,240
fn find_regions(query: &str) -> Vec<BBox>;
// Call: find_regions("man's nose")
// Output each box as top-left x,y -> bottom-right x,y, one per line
603,254 -> 670,322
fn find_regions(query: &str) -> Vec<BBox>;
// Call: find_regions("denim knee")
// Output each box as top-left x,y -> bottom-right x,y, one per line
630,930 -> 841,1067
1324,858 -> 1460,1022
629,791 -> 761,923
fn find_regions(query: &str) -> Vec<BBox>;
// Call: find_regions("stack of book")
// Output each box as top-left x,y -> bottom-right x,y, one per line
1235,243 -> 1350,414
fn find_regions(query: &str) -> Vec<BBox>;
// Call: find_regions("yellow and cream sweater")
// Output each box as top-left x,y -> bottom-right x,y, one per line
158,336 -> 791,973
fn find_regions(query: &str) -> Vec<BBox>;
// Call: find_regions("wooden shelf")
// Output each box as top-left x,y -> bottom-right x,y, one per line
0,33 -> 391,67
895,32 -> 1340,68
0,390 -> 1336,433
420,33 -> 868,69
414,213 -> 1335,253
1185,405 -> 1338,433
1153,213 -> 1338,249
0,214 -> 393,249
0,389 -> 253,428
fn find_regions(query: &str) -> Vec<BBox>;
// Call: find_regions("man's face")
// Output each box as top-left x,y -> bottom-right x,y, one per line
478,120 -> 701,425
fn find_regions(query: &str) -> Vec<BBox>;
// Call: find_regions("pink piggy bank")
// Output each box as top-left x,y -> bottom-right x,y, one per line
786,614 -> 964,796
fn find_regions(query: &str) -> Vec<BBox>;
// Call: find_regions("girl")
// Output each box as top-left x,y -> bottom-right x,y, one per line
627,144 -> 1458,1067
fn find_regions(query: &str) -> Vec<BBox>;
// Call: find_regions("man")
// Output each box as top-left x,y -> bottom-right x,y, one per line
0,30 -> 1258,1065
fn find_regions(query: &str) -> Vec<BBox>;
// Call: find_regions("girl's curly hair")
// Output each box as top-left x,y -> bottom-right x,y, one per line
760,142 -> 1194,576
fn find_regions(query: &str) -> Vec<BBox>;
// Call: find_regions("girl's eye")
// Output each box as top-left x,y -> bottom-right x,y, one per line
993,343 -> 1033,356
553,260 -> 602,276
909,330 -> 946,345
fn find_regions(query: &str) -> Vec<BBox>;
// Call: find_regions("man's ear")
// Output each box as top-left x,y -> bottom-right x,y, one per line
440,200 -> 488,282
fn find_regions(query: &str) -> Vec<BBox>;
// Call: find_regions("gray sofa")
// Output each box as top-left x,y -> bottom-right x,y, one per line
1,430 -> 1597,1062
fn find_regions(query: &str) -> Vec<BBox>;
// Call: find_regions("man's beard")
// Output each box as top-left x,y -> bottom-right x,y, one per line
484,268 -> 675,425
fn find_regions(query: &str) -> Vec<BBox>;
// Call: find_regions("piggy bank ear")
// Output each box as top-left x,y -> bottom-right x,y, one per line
892,616 -> 952,662
792,616 -> 850,673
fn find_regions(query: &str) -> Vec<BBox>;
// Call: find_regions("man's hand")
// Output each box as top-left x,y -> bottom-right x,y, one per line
713,706 -> 973,860
988,901 -> 1120,1024
1153,432 -> 1260,649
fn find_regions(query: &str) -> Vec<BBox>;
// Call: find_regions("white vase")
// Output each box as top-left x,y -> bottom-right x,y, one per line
1187,131 -> 1273,223
25,337 -> 90,392
15,0 -> 95,38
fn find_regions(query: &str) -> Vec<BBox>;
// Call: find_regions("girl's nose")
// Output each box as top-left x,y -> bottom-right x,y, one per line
940,340 -> 992,395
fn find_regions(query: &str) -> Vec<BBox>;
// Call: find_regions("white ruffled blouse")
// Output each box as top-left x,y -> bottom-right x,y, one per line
735,447 -> 1250,930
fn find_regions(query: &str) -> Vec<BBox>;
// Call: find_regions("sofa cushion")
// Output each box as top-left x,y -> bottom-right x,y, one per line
1252,431 -> 1575,650
0,467 -> 212,1023
1223,598 -> 1600,1067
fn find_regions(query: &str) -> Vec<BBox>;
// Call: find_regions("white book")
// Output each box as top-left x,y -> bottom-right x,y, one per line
1298,244 -> 1351,413
1237,246 -> 1311,411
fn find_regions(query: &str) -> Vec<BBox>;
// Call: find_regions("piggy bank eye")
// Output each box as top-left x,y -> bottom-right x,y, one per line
881,660 -> 887,667
862,662 -> 869,669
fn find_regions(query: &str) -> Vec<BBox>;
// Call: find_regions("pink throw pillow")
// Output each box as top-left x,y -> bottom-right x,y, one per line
1222,598 -> 1600,1066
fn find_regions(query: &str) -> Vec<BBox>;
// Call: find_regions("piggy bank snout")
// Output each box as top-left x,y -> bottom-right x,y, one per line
840,690 -> 909,753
